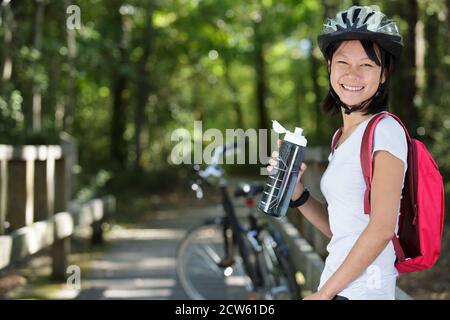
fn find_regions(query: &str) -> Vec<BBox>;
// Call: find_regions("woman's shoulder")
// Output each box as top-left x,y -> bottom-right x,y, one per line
372,113 -> 408,166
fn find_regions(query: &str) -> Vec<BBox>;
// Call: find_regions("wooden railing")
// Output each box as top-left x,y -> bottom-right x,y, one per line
0,134 -> 115,280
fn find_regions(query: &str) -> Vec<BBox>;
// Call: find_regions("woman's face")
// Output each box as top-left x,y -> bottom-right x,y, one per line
328,40 -> 385,107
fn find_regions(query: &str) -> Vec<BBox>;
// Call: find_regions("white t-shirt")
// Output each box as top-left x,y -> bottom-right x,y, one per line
318,112 -> 408,300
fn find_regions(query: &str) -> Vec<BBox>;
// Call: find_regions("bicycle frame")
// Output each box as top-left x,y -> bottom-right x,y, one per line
218,181 -> 261,289
188,141 -> 298,298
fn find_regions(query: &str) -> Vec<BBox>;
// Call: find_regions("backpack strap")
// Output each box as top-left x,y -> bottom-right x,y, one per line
361,112 -> 389,215
331,128 -> 342,155
360,111 -> 412,262
392,235 -> 406,262
361,111 -> 413,214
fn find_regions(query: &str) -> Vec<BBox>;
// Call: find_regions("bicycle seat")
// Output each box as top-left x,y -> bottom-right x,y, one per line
234,182 -> 264,198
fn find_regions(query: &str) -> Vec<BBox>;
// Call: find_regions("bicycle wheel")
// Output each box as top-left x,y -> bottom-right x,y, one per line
258,227 -> 302,300
176,222 -> 253,300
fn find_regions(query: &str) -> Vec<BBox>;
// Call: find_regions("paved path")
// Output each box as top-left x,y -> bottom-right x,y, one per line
75,202 -> 250,300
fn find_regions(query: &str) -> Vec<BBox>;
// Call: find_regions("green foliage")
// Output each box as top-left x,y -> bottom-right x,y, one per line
0,0 -> 449,203
0,90 -> 24,142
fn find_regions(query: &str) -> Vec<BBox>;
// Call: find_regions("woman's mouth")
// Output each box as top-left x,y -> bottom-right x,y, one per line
341,84 -> 365,92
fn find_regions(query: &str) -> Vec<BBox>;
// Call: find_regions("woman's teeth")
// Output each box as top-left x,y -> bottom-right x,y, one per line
341,84 -> 364,92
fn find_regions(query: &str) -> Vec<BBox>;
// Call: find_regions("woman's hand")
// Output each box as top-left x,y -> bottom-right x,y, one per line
267,139 -> 308,201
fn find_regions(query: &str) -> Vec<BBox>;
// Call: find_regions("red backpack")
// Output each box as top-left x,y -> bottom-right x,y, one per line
331,111 -> 445,273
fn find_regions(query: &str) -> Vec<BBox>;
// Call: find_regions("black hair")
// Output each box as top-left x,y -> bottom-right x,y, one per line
321,39 -> 395,116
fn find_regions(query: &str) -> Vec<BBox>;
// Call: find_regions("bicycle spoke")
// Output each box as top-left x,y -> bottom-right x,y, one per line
190,245 -> 223,276
177,224 -> 254,300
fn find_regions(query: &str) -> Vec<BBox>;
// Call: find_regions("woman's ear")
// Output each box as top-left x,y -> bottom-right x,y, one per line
327,60 -> 331,73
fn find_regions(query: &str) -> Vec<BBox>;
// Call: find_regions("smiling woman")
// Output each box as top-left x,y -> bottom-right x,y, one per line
286,5 -> 410,300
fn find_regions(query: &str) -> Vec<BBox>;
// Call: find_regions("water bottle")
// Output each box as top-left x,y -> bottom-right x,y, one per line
258,120 -> 307,218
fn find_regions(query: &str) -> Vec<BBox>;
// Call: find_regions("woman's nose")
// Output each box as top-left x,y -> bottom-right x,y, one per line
344,66 -> 363,78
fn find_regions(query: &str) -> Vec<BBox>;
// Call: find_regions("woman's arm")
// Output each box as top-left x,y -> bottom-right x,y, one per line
292,184 -> 332,239
305,150 -> 405,300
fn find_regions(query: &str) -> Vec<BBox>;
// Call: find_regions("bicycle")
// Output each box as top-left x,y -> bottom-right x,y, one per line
176,142 -> 302,300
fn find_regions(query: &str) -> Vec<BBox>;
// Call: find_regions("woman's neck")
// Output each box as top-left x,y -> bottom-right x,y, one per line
341,110 -> 373,134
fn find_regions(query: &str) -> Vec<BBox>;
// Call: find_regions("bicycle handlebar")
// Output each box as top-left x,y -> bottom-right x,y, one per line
192,165 -> 212,186
190,137 -> 248,198
207,137 -> 248,172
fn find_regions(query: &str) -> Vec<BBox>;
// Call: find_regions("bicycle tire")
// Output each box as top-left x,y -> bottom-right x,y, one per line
176,222 -> 253,300
258,226 -> 302,300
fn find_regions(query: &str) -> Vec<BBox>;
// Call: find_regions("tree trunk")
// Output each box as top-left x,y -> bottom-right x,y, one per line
133,6 -> 154,172
293,59 -> 303,126
447,0 -> 450,51
320,1 -> 341,139
403,0 -> 419,137
0,1 -> 14,92
223,57 -> 244,129
444,0 -> 450,79
32,0 -> 45,132
111,66 -> 128,170
309,40 -> 325,142
191,69 -> 203,122
424,12 -> 439,103
253,21 -> 269,130
389,0 -> 419,137
64,0 -> 77,133
110,11 -> 130,170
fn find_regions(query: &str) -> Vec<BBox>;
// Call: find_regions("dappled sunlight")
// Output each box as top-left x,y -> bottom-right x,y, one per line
80,278 -> 178,299
110,228 -> 184,241
151,207 -> 222,221
89,257 -> 176,271
103,288 -> 173,299
84,278 -> 176,289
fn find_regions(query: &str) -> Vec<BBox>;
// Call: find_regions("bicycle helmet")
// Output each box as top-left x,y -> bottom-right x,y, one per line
318,5 -> 403,60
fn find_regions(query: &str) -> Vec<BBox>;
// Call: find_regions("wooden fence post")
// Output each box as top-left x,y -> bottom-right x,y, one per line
52,147 -> 72,281
47,149 -> 56,219
34,159 -> 48,221
0,159 -> 8,235
34,147 -> 57,222
8,148 -> 36,231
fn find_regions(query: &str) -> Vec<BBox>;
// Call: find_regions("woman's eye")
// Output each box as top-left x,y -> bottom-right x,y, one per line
337,61 -> 347,64
362,63 -> 373,67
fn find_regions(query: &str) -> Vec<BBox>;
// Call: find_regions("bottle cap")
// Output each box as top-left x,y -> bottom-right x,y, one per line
272,120 -> 307,147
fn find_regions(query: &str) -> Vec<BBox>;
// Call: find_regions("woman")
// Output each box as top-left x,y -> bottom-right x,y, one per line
268,6 -> 407,300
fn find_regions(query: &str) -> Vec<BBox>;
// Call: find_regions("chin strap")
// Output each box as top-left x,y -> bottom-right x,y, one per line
329,87 -> 373,114
329,86 -> 383,115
